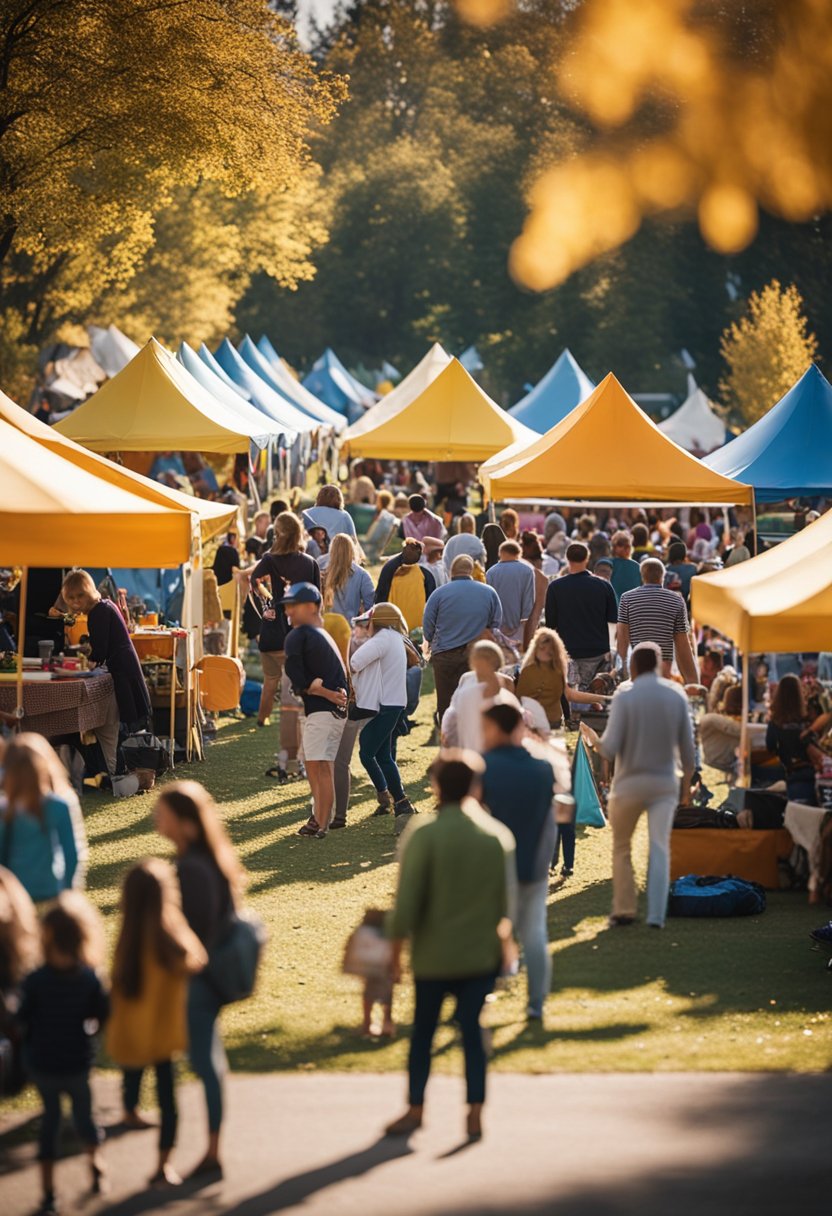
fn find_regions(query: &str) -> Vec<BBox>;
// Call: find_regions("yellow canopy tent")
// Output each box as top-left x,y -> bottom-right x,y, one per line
691,509 -> 832,653
0,389 -> 234,544
691,508 -> 832,783
341,358 -> 536,462
55,337 -> 273,454
0,415 -> 195,718
480,373 -> 754,506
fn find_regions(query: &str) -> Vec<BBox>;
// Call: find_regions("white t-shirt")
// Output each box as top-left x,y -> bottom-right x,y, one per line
349,627 -> 407,711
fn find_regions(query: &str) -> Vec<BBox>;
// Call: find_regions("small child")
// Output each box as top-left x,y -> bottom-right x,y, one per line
18,892 -> 109,1215
107,858 -> 207,1187
343,908 -> 395,1039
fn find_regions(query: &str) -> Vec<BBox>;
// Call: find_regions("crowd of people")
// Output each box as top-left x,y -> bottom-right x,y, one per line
3,474 -> 832,1210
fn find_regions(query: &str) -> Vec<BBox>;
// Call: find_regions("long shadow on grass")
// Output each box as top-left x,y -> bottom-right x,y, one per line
225,1021 -> 405,1072
544,872 -> 830,1020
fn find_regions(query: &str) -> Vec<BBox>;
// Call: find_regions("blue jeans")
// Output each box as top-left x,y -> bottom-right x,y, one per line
188,974 -> 226,1134
123,1061 -> 177,1151
514,880 -> 551,1016
30,1069 -> 101,1161
405,666 -> 422,717
358,705 -> 405,801
409,974 -> 494,1105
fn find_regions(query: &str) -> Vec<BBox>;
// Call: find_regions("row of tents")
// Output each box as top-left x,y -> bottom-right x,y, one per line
47,321 -> 832,507
47,326 -> 728,454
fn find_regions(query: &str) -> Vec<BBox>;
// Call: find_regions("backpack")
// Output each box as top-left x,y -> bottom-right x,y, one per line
389,563 -> 427,631
669,874 -> 767,918
204,908 -> 268,1005
240,679 -> 263,717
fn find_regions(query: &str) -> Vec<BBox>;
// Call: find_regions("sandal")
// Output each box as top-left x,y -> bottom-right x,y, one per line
297,821 -> 320,837
265,764 -> 289,782
330,817 -> 347,830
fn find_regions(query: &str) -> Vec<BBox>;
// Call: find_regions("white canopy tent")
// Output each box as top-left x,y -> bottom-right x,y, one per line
88,324 -> 141,378
658,385 -> 727,456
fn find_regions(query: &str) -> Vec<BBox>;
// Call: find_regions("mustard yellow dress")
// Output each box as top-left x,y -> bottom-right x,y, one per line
107,949 -> 189,1068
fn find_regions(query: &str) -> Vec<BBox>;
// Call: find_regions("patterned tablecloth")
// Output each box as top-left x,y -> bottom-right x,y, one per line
0,674 -> 115,738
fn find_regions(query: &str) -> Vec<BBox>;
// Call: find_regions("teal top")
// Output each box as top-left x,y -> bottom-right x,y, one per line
0,794 -> 78,902
388,801 -> 516,979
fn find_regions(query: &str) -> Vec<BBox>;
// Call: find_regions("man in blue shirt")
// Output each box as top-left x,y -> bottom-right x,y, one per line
422,554 -> 502,719
485,541 -> 536,641
481,701 -> 557,1020
545,542 -> 618,689
609,530 -> 642,601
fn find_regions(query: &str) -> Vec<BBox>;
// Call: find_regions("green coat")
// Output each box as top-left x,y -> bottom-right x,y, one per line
388,801 -> 516,979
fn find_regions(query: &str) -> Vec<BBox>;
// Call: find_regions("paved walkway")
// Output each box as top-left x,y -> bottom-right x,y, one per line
2,1071 -> 829,1215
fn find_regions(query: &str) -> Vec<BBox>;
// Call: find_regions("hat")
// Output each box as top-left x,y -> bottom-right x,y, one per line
278,581 -> 321,606
594,556 -> 613,569
422,536 -> 444,555
352,602 -> 408,633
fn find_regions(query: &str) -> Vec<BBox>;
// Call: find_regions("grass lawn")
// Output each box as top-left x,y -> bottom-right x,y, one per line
74,679 -> 831,1079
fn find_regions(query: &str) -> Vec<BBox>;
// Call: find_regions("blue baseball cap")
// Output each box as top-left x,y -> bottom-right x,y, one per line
278,581 -> 322,606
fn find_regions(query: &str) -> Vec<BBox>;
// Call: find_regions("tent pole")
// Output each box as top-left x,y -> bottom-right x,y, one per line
15,566 -> 28,728
739,650 -> 750,788
751,491 -> 758,554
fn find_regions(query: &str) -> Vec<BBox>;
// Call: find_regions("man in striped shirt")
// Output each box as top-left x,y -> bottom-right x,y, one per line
617,558 -> 698,685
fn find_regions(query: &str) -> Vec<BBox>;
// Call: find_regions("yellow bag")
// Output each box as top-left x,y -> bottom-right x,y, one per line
389,563 -> 427,632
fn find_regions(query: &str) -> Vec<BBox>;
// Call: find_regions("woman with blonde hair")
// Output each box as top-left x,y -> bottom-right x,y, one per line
350,603 -> 417,821
0,734 -> 83,903
0,865 -> 41,1100
109,858 -> 207,1186
364,489 -> 399,561
61,569 -> 151,740
249,511 -> 320,728
516,629 -> 611,730
153,781 -> 245,1181
322,534 -> 374,623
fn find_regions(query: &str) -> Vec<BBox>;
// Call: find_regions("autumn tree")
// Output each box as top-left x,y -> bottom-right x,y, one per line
720,281 -> 818,424
0,0 -> 343,381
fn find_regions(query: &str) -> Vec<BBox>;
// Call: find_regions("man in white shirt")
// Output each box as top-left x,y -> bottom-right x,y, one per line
581,642 -> 695,929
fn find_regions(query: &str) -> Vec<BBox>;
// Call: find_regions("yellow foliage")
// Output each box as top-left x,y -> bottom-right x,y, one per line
0,0 -> 344,356
469,0 -> 832,288
719,281 -> 818,425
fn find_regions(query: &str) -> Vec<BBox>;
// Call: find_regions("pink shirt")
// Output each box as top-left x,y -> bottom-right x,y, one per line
402,510 -> 444,541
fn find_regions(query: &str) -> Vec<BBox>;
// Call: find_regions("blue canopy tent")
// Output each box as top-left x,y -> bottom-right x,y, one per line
213,339 -> 316,436
239,335 -> 346,431
178,341 -> 256,412
509,348 -> 595,434
302,348 -> 376,423
196,342 -> 253,402
703,364 -> 832,502
459,345 -> 484,375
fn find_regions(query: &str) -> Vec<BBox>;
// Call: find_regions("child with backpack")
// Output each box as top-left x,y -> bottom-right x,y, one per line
18,892 -> 109,1215
107,858 -> 207,1187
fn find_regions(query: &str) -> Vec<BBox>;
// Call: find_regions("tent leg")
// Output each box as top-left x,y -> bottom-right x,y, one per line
15,567 -> 28,728
488,500 -> 496,523
739,651 -> 750,788
751,492 -> 758,554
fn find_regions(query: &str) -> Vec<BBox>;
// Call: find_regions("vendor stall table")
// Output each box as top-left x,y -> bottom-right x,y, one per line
0,672 -> 114,738
130,627 -> 199,765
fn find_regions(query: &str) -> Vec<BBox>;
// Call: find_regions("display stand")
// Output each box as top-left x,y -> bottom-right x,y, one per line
131,627 -> 195,766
